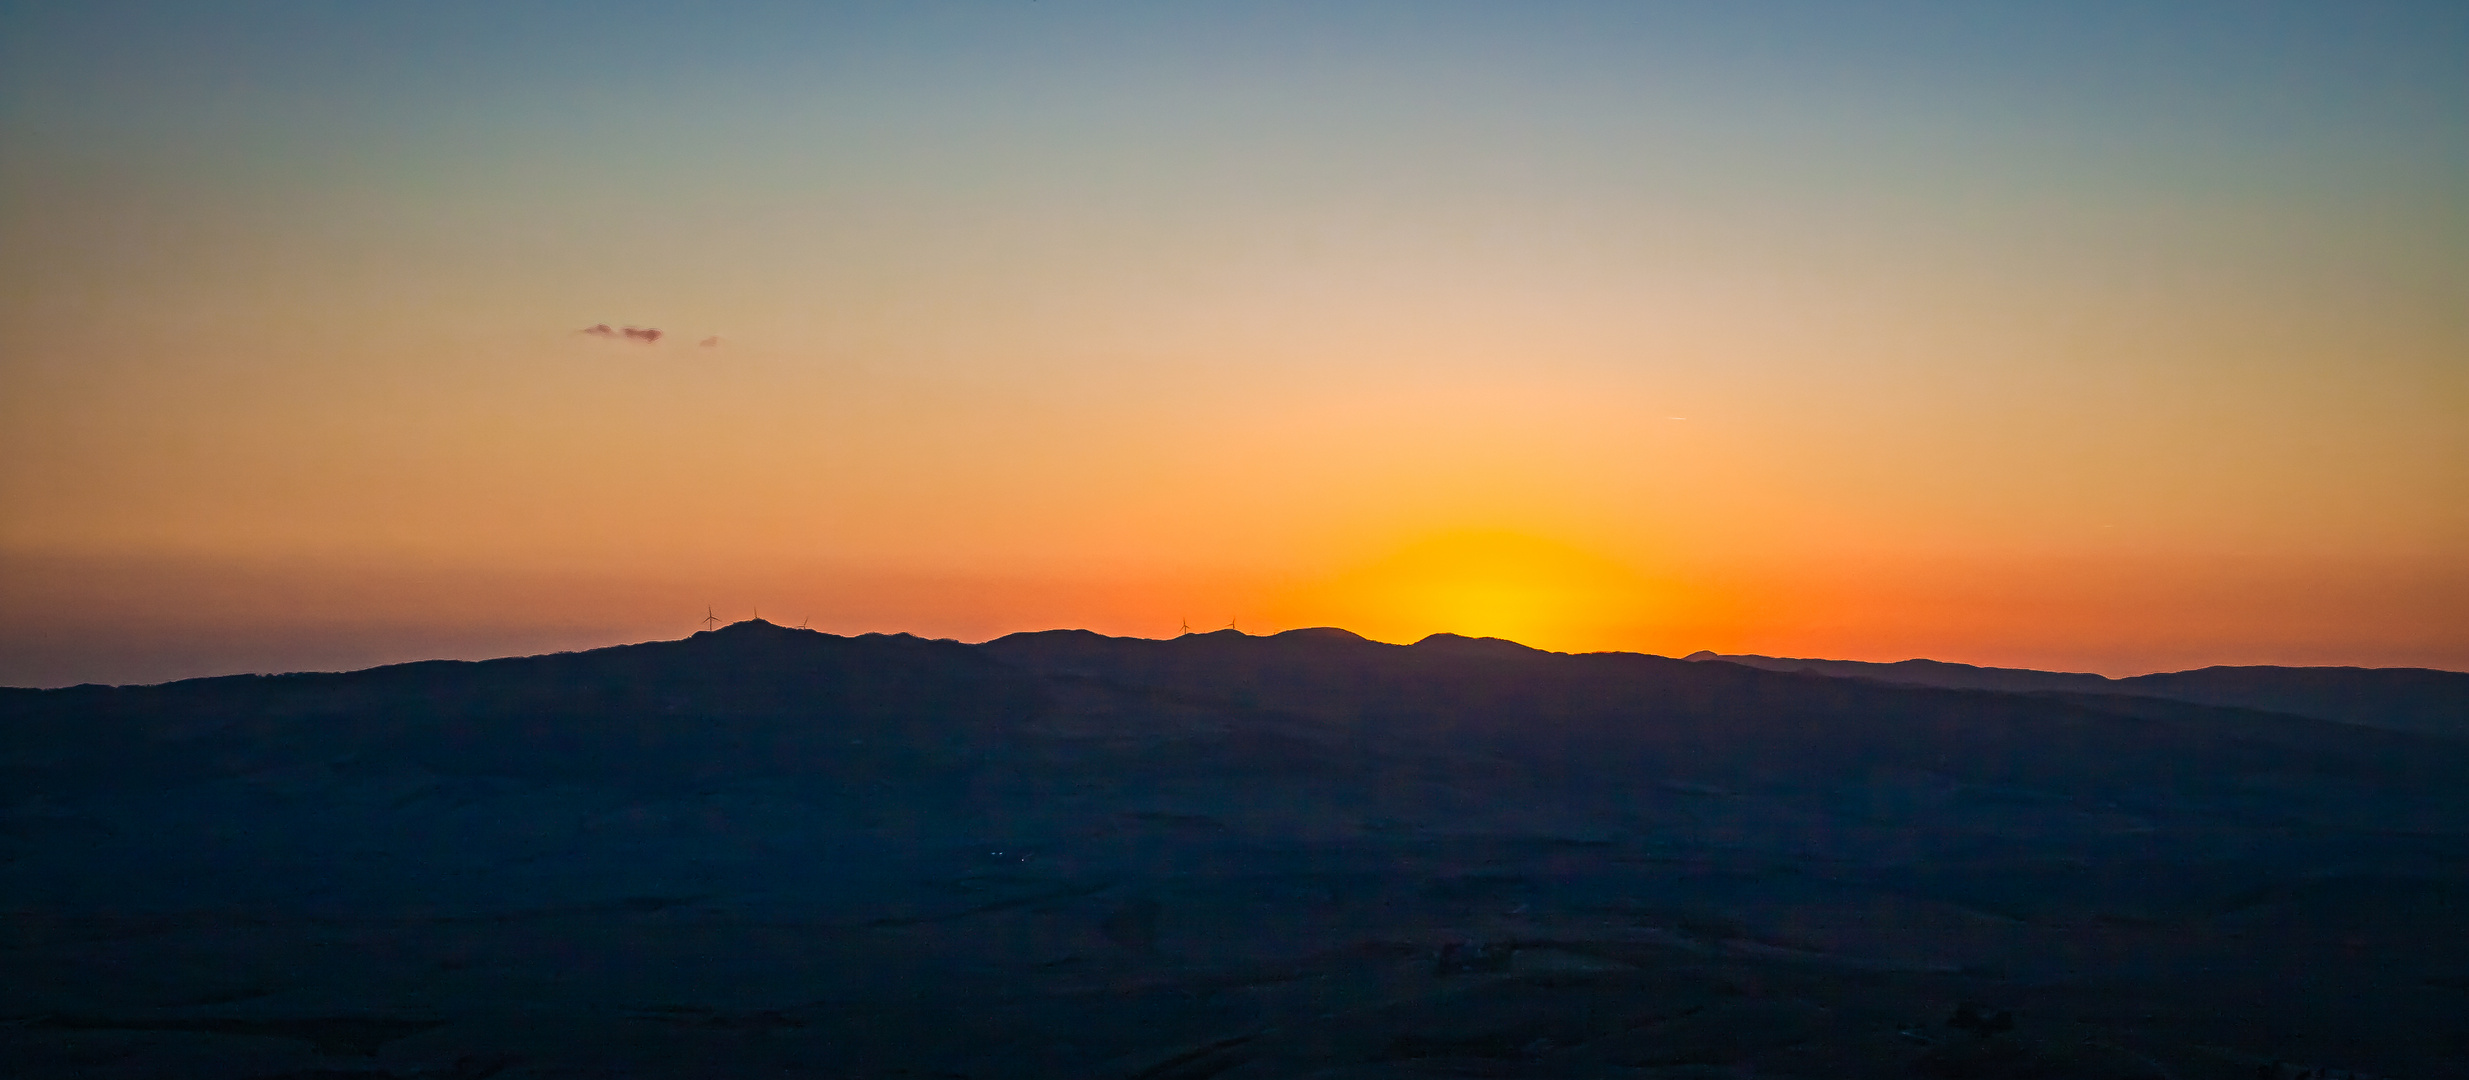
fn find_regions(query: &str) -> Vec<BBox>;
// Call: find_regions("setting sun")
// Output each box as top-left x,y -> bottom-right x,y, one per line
1277,531 -> 1660,652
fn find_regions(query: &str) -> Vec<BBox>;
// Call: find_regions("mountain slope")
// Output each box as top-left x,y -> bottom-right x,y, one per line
1684,650 -> 2469,738
3,620 -> 1039,792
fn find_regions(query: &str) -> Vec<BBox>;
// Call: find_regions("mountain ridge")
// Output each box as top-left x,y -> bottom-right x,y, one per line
17,622 -> 2452,740
1683,649 -> 2469,738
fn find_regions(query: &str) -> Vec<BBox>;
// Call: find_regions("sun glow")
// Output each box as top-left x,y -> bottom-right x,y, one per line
1282,531 -> 1657,651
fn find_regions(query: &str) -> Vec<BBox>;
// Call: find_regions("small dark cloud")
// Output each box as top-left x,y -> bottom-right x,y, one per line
580,324 -> 662,342
699,335 -> 721,347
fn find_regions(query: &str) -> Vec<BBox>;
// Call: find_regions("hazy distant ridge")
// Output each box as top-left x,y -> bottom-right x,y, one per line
1684,651 -> 2469,739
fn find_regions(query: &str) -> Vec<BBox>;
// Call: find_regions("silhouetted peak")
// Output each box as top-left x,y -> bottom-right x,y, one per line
1410,633 -> 1539,657
1682,650 -> 1720,662
1272,627 -> 1368,644
983,628 -> 1109,646
698,618 -> 834,639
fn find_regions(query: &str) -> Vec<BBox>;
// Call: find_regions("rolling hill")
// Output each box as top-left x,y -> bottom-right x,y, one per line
1685,650 -> 2469,739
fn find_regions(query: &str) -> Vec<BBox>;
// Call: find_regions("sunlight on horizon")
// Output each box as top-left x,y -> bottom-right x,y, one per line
1271,531 -> 1670,653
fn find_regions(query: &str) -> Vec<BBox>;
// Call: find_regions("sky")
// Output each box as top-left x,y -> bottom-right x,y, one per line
3,1 -> 2465,686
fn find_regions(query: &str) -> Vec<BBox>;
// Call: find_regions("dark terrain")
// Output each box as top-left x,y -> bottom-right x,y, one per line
5,622 -> 2466,1078
1685,652 -> 2469,740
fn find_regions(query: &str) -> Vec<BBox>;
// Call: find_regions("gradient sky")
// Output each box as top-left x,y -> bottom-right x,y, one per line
4,1 -> 2465,686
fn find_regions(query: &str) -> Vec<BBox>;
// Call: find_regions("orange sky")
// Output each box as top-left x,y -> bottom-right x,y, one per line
3,4 -> 2464,686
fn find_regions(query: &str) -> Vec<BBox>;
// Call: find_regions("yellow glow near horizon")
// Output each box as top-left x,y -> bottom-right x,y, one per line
1277,531 -> 1661,651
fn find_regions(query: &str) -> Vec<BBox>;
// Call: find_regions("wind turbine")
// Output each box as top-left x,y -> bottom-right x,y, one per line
702,606 -> 721,631
1179,616 -> 1191,635
1225,616 -> 1238,631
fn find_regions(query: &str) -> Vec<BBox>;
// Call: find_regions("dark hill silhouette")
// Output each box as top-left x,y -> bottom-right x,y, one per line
985,628 -> 2463,801
1685,650 -> 2469,739
4,619 -> 1037,791
1680,651 -> 2117,694
2119,664 -> 2469,737
5,623 -> 2466,1077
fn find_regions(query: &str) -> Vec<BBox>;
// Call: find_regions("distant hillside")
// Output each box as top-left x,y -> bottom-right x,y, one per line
1684,651 -> 2469,738
0,621 -> 1039,792
1678,653 -> 2115,695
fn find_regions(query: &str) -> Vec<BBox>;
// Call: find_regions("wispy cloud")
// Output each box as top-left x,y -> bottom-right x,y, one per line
699,335 -> 721,348
579,324 -> 662,343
